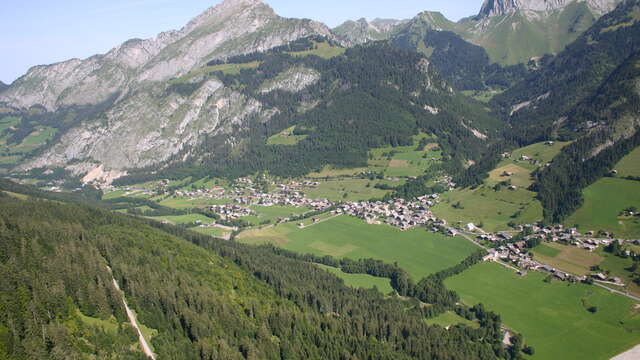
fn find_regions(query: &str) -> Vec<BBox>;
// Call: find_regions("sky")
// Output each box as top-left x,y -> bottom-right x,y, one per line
0,0 -> 484,84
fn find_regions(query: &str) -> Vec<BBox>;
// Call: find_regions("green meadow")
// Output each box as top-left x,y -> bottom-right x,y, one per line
616,146 -> 640,177
266,126 -> 308,145
432,184 -> 542,232
243,205 -> 310,225
302,178 -> 391,201
316,264 -> 394,294
425,311 -> 480,329
239,215 -> 479,279
565,177 -> 640,238
146,213 -> 215,225
446,262 -> 640,360
288,41 -> 346,59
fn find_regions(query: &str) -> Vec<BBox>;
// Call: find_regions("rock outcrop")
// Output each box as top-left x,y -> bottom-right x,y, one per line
333,18 -> 407,45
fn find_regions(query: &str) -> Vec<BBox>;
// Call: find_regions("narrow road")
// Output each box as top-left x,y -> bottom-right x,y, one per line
594,282 -> 640,302
107,266 -> 157,360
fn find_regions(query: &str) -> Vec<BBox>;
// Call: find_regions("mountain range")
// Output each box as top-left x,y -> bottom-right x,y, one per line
0,0 -> 638,206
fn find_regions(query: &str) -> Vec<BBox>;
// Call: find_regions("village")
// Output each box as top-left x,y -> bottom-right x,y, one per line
98,175 -> 639,294
476,223 -> 638,286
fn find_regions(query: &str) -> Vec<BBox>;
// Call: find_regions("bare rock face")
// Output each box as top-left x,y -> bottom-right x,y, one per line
333,18 -> 407,45
259,67 -> 320,94
477,0 -> 620,19
21,77 -> 274,171
0,0 -> 334,111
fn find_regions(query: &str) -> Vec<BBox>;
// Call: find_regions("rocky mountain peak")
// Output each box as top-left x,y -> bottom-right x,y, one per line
184,0 -> 272,33
477,0 -> 620,18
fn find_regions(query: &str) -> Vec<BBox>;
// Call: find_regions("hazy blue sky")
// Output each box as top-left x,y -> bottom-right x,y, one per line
0,0 -> 483,83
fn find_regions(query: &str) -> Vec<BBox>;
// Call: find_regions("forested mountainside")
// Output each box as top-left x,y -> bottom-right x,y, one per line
0,82 -> 7,92
482,0 -> 640,222
187,41 -> 499,180
0,184 -> 531,360
390,16 -> 530,91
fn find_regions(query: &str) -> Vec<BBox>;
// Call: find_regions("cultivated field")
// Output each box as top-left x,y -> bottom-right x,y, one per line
445,262 -> 640,360
238,215 -> 479,279
532,242 -> 603,276
564,177 -> 640,238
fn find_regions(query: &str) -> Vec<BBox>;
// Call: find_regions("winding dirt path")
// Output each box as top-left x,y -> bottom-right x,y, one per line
107,266 -> 156,360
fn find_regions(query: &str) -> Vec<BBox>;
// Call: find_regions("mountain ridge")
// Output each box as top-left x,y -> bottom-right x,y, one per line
0,0 -> 336,112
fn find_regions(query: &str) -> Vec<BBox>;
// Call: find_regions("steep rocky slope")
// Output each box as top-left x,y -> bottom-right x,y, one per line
395,0 -> 622,65
333,18 -> 408,44
0,0 -> 335,112
0,0 -> 341,181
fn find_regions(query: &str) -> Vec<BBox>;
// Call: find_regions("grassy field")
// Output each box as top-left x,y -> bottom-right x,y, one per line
303,179 -> 391,201
532,242 -> 602,276
317,264 -> 394,294
158,196 -> 232,209
597,248 -> 640,297
425,311 -> 480,329
431,142 -> 569,231
243,205 -> 310,226
498,141 -> 571,171
564,177 -> 640,238
266,126 -> 308,145
432,184 -> 542,232
306,166 -> 371,178
238,215 -> 480,279
0,116 -> 19,134
446,262 -> 640,360
616,146 -> 640,177
192,226 -> 230,238
289,41 -> 346,59
146,213 -> 215,225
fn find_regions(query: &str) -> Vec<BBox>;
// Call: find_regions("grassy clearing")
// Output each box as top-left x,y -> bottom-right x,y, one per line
21,127 -> 56,146
76,310 -> 118,333
288,41 -> 346,59
306,166 -> 371,178
238,215 -> 479,279
487,163 -> 534,188
565,177 -> 640,238
146,213 -> 215,225
317,264 -> 394,294
192,226 -> 229,238
531,243 -> 561,258
243,205 -> 310,226
598,248 -> 640,297
303,179 -> 391,201
446,262 -> 640,360
616,146 -> 640,177
498,141 -> 571,171
425,311 -> 480,329
461,89 -> 504,103
432,185 -> 542,232
158,197 -> 232,209
266,126 -> 308,145
532,242 -> 602,276
0,116 -> 19,134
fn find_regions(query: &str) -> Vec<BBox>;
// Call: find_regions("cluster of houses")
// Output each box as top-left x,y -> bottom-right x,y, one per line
337,195 -> 443,230
207,204 -> 253,220
476,224 -> 633,285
